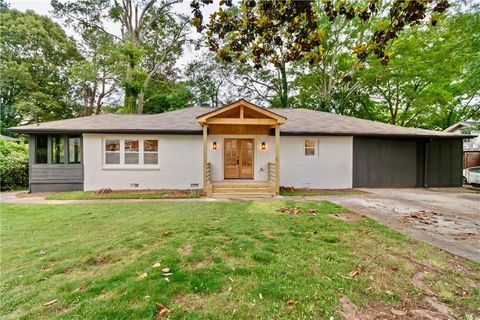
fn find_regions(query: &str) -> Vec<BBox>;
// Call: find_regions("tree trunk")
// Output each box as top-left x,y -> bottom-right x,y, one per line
137,90 -> 145,114
124,53 -> 137,113
279,63 -> 288,108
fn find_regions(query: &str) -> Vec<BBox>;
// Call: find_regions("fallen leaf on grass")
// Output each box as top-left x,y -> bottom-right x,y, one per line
266,233 -> 275,239
38,250 -> 47,256
161,267 -> 170,273
385,290 -> 394,295
155,302 -> 171,318
390,309 -> 406,316
152,262 -> 161,268
139,272 -> 148,278
43,299 -> 58,306
287,300 -> 298,305
163,230 -> 169,236
349,267 -> 361,278
162,273 -> 173,276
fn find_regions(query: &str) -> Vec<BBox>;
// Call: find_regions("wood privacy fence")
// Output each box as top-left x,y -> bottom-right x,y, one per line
464,151 -> 480,168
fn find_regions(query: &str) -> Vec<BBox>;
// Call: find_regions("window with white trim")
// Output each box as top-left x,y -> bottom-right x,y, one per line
143,140 -> 158,164
103,138 -> 159,167
105,139 -> 121,164
124,139 -> 140,164
304,139 -> 317,157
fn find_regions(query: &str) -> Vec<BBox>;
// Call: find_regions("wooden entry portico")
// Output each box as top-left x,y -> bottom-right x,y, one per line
197,99 -> 286,197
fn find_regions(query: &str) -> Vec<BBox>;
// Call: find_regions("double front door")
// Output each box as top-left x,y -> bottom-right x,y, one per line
224,138 -> 254,179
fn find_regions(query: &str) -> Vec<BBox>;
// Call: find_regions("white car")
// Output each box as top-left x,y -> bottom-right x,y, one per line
463,166 -> 480,185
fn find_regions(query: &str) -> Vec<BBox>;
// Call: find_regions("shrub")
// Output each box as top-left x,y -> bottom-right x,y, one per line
0,139 -> 29,191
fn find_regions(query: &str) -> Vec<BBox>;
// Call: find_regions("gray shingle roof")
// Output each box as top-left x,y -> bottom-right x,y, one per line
9,107 -> 470,138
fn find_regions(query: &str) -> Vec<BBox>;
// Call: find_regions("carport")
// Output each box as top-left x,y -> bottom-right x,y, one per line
353,137 -> 464,188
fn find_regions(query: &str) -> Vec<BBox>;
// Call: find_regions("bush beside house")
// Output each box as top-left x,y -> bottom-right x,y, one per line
0,139 -> 28,191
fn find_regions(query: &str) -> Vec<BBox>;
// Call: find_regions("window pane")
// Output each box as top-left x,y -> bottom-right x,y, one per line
305,139 -> 315,148
105,139 -> 120,151
125,140 -> 139,152
125,153 -> 139,164
144,140 -> 158,152
51,136 -> 64,164
35,135 -> 48,164
68,137 -> 81,164
106,153 -> 120,164
144,153 -> 158,164
305,148 -> 315,156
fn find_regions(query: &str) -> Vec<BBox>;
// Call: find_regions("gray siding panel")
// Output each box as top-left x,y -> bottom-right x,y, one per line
427,139 -> 463,187
30,165 -> 83,182
30,183 -> 83,192
353,138 -> 418,188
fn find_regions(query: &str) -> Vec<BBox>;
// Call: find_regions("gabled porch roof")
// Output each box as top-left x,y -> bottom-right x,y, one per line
196,99 -> 286,126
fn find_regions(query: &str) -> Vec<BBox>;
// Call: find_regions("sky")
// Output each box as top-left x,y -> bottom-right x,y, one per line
8,0 -> 216,68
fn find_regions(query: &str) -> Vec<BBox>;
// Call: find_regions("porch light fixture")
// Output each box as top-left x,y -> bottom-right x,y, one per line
261,141 -> 266,150
212,142 -> 217,150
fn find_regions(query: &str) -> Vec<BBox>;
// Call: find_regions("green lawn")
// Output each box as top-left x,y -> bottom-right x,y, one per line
1,201 -> 479,319
45,189 -> 201,200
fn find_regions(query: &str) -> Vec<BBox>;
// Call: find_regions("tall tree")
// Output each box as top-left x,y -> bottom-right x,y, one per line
191,0 -> 451,107
0,8 -> 82,129
52,0 -> 189,114
358,11 -> 480,129
69,29 -> 118,116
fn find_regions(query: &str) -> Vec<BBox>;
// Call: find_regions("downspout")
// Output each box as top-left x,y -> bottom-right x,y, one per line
423,139 -> 432,188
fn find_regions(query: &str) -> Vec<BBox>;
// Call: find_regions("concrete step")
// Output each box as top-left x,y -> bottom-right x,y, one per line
212,183 -> 271,188
212,192 -> 273,198
212,187 -> 272,193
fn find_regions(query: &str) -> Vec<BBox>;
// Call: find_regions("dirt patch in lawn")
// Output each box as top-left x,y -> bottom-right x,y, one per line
330,212 -> 365,222
171,293 -> 209,311
339,295 -> 456,320
178,244 -> 193,255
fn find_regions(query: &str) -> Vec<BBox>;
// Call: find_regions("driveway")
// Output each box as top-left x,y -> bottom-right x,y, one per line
325,188 -> 480,263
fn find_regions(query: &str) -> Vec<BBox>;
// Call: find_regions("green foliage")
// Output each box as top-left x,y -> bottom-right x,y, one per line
0,8 -> 83,124
0,139 -> 28,191
142,81 -> 194,114
293,10 -> 480,129
53,0 -> 188,114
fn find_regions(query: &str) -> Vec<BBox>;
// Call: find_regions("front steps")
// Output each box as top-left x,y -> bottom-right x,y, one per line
210,182 -> 274,198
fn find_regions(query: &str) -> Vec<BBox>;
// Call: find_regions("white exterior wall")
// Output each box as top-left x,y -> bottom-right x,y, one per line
280,136 -> 353,189
83,134 -> 203,191
82,133 -> 353,191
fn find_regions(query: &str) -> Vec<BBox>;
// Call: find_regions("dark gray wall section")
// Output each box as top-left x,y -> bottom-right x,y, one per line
353,137 -> 464,188
426,139 -> 463,187
30,183 -> 83,192
28,135 -> 84,192
353,138 -> 418,187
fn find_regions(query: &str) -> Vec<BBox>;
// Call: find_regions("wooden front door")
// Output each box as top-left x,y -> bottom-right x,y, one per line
224,138 -> 254,179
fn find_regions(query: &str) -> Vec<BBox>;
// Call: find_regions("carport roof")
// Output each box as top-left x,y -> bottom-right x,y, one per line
9,103 -> 473,138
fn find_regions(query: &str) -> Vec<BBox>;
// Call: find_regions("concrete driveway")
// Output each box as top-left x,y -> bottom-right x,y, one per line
326,188 -> 480,263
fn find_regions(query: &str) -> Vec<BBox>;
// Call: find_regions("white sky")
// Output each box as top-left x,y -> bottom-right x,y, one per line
8,0 -> 216,68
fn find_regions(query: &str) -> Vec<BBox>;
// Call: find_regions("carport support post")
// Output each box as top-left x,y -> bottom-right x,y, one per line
275,124 -> 280,195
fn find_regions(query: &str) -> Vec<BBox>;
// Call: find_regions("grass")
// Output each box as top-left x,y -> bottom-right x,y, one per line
45,189 -> 201,200
280,188 -> 366,196
1,200 -> 479,319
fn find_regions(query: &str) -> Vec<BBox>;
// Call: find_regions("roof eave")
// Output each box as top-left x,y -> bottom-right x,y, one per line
8,128 -> 203,135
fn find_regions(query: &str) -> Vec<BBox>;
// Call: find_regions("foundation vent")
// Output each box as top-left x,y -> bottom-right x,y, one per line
190,183 -> 199,188
130,183 -> 139,188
